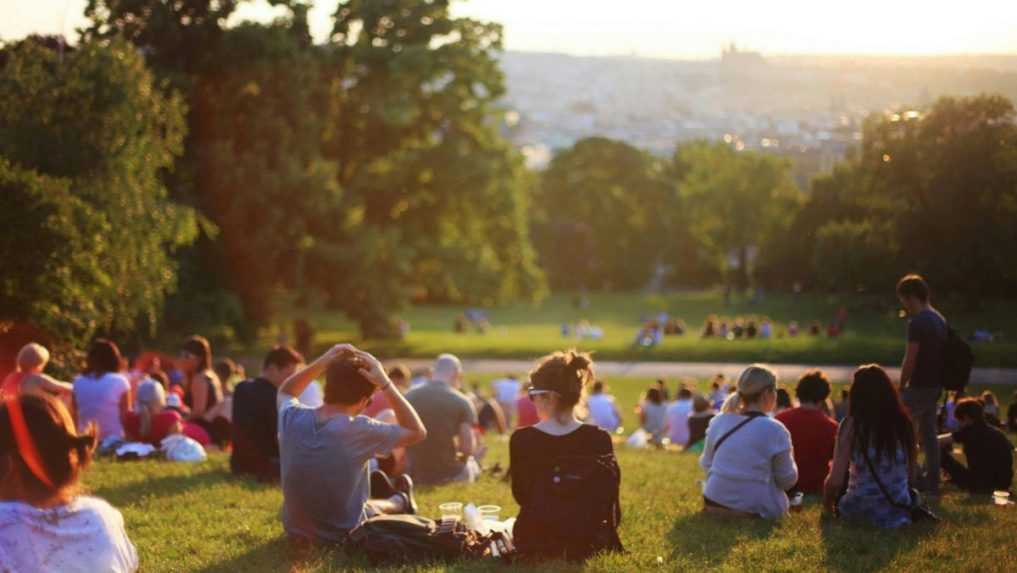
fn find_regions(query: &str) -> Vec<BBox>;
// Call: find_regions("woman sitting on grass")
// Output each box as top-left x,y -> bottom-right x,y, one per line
637,387 -> 668,447
178,336 -> 229,445
73,339 -> 132,442
700,364 -> 798,519
823,365 -> 916,529
123,381 -> 182,446
0,394 -> 138,572
511,350 -> 623,561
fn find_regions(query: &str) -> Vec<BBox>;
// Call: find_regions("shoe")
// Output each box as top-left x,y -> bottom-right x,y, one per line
370,470 -> 397,499
394,474 -> 418,515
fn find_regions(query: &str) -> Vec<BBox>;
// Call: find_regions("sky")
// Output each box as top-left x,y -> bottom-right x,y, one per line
4,0 -> 1017,59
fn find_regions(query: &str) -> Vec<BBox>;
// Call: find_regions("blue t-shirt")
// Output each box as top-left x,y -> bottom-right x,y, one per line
277,395 -> 403,542
907,308 -> 947,388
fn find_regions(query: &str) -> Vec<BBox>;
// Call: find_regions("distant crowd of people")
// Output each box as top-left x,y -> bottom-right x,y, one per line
1,273 -> 1014,571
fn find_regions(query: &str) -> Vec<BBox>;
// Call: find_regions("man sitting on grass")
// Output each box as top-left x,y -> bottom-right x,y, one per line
405,354 -> 480,485
775,370 -> 838,494
277,344 -> 427,544
938,398 -> 1014,494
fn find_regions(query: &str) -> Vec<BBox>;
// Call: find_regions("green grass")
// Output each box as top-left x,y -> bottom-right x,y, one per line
265,291 -> 1017,368
83,375 -> 1017,572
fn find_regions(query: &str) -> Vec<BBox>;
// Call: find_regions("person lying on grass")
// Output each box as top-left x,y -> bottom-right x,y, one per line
938,398 -> 1014,495
823,365 -> 916,529
700,365 -> 798,519
277,344 -> 427,545
0,393 -> 138,572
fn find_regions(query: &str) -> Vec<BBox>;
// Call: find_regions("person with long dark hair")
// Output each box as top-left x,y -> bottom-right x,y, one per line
177,336 -> 227,444
824,365 -> 917,528
72,340 -> 132,441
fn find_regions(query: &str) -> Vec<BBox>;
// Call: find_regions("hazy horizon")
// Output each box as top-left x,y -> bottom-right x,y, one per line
5,0 -> 1017,60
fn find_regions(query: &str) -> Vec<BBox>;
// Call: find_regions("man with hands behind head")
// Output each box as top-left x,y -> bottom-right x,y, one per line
277,344 -> 427,545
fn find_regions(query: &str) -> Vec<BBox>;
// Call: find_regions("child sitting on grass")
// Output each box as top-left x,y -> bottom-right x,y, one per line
938,398 -> 1014,495
1,343 -> 73,401
0,394 -> 138,572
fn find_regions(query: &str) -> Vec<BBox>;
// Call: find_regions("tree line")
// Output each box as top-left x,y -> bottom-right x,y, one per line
3,2 -> 1017,367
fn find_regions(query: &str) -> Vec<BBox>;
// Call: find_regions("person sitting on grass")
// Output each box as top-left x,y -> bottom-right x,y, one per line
230,346 -> 307,482
638,387 -> 668,447
667,385 -> 695,446
586,380 -> 622,433
685,395 -> 715,452
1,343 -> 73,401
700,365 -> 798,519
979,391 -> 1002,427
0,394 -> 138,572
123,381 -> 182,446
405,354 -> 481,485
73,339 -> 132,442
177,336 -> 229,445
277,344 -> 426,545
776,370 -> 838,495
938,398 -> 1014,495
824,365 -> 916,529
510,350 -> 623,561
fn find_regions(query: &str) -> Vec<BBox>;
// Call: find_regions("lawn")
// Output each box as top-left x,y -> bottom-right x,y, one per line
265,291 -> 1017,368
83,375 -> 1017,573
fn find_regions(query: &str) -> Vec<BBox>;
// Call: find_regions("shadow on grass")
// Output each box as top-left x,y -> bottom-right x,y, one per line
667,511 -> 776,566
818,513 -> 936,572
193,537 -> 297,573
89,465 -> 273,508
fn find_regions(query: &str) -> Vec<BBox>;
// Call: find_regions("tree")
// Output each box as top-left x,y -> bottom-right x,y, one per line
673,141 -> 800,291
0,38 -> 198,344
534,137 -> 668,290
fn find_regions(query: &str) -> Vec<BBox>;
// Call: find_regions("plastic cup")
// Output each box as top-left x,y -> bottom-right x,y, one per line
478,505 -> 502,522
993,491 -> 1012,506
439,502 -> 463,519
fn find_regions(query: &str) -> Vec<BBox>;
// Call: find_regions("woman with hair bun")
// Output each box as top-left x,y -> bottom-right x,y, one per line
510,350 -> 623,562
0,394 -> 138,572
699,364 -> 798,519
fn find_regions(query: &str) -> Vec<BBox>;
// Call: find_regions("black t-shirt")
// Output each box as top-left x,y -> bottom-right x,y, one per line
509,424 -> 614,506
907,308 -> 947,388
953,421 -> 1014,493
230,377 -> 281,480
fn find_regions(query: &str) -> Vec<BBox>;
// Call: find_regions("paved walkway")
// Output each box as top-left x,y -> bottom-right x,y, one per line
395,358 -> 1017,385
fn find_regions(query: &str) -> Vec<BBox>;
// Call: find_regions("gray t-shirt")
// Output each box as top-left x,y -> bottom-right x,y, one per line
277,395 -> 403,542
907,308 -> 947,388
405,381 -> 478,484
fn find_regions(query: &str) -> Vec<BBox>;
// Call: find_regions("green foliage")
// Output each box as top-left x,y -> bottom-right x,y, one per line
534,137 -> 669,290
0,38 -> 197,350
813,219 -> 899,291
673,141 -> 801,289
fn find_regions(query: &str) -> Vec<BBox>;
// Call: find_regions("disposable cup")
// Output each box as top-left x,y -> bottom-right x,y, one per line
478,505 -> 502,522
439,502 -> 463,519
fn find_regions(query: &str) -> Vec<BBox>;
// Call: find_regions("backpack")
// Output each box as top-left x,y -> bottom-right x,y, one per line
346,514 -> 490,565
513,453 -> 624,562
942,326 -> 974,392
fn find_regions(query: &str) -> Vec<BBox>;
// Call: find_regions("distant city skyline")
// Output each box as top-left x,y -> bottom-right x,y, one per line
5,0 -> 1017,59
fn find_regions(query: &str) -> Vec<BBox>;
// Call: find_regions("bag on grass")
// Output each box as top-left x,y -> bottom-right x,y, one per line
346,514 -> 490,565
513,453 -> 624,562
161,434 -> 207,463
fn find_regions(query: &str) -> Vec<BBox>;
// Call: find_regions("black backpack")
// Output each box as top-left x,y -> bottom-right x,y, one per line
513,453 -> 624,562
346,514 -> 489,565
942,326 -> 974,392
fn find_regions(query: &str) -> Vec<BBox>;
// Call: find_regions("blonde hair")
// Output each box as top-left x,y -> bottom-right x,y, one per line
16,343 -> 49,372
736,364 -> 778,408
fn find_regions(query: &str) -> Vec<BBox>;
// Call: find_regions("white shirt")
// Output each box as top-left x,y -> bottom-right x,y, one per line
666,399 -> 693,445
72,373 -> 130,440
491,378 -> 520,405
699,413 -> 798,519
587,393 -> 620,432
298,381 -> 323,408
0,497 -> 138,573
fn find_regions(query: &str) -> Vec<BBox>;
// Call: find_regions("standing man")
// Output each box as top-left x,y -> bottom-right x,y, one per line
405,354 -> 480,485
897,274 -> 948,496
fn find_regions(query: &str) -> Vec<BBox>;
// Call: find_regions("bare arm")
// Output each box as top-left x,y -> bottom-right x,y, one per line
36,374 -> 73,396
279,344 -> 353,399
352,349 -> 427,448
458,422 -> 477,457
900,342 -> 919,388
824,418 -> 854,513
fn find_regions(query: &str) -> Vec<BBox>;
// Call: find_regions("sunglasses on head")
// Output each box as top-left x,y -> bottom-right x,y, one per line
527,387 -> 556,401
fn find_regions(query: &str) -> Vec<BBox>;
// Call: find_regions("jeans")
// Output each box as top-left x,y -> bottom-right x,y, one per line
902,386 -> 942,494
